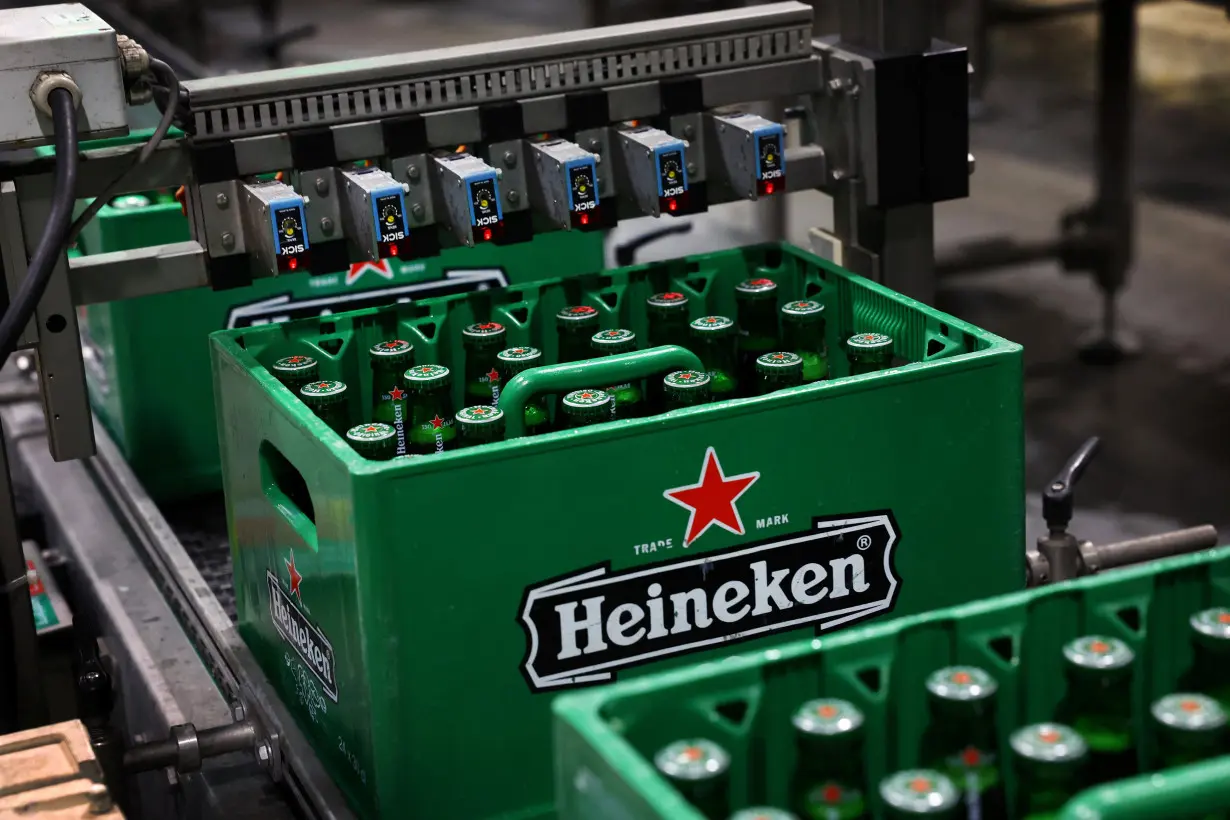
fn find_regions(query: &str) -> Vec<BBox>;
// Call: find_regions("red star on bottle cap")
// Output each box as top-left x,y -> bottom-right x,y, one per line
389,386 -> 405,400
822,785 -> 843,804
663,292 -> 683,300
664,447 -> 760,546
680,746 -> 703,762
1089,640 -> 1110,653
430,415 -> 444,429
908,777 -> 933,793
772,353 -> 785,360
418,366 -> 433,374
1219,613 -> 1230,624
961,746 -> 982,766
287,355 -> 304,363
383,341 -> 404,349
488,368 -> 500,382
750,278 -> 774,286
285,552 -> 303,599
365,425 -> 378,432
1180,699 -> 1202,712
478,322 -> 500,331
1038,728 -> 1060,743
570,306 -> 594,315
679,373 -> 694,380
817,704 -> 837,718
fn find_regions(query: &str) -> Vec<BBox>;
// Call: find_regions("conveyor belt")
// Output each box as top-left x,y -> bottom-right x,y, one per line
160,493 -> 236,623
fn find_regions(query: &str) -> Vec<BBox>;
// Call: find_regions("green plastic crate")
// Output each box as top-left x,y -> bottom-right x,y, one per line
210,242 -> 1024,819
75,189 -> 603,499
552,546 -> 1230,820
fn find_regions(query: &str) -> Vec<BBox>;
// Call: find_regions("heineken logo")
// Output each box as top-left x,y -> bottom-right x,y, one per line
518,511 -> 900,692
268,566 -> 338,703
665,448 -> 758,546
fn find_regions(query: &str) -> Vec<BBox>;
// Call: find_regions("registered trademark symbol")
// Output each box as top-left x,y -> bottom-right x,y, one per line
856,535 -> 872,550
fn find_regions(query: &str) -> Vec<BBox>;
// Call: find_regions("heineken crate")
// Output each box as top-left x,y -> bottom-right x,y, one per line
74,174 -> 602,500
552,545 -> 1230,820
210,242 -> 1024,819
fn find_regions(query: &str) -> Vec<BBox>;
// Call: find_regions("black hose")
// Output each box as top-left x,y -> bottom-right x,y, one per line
0,88 -> 79,360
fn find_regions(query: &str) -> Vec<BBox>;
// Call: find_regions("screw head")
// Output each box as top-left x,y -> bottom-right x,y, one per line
507,189 -> 519,204
831,168 -> 847,182
320,217 -> 334,235
407,164 -> 420,182
220,231 -> 235,250
314,176 -> 329,196
686,162 -> 697,176
587,138 -> 601,152
257,742 -> 271,763
503,150 -> 517,168
215,193 -> 229,208
410,203 -> 425,221
682,124 -> 695,139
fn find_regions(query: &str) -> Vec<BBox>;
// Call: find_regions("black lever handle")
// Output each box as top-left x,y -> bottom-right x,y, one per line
1042,436 -> 1101,531
613,222 -> 694,267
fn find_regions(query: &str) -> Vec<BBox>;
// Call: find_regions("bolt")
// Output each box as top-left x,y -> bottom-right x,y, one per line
302,196 -> 311,205
232,703 -> 245,722
686,162 -> 697,176
682,124 -> 695,139
320,217 -> 334,235
831,168 -> 847,182
502,150 -> 517,168
257,742 -> 271,765
587,138 -> 601,152
407,164 -> 420,182
314,176 -> 329,196
828,77 -> 854,95
220,232 -> 235,250
411,203 -> 425,222
215,193 -> 229,209
507,190 -> 519,204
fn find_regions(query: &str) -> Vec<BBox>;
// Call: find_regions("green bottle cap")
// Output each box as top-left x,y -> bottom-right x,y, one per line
647,291 -> 690,315
664,370 -> 711,390
879,770 -> 959,814
456,405 -> 505,441
690,315 -> 736,337
728,809 -> 798,820
463,321 -> 507,348
735,277 -> 778,300
345,422 -> 397,458
404,364 -> 451,391
272,354 -> 318,381
299,380 -> 347,405
556,305 -> 601,328
1062,635 -> 1135,671
1190,608 -> 1230,650
497,346 -> 543,378
591,328 -> 637,354
781,300 -> 825,321
1010,723 -> 1088,765
562,389 -> 612,423
369,339 -> 415,365
109,194 -> 151,210
653,739 -> 731,782
792,698 -> 864,737
926,666 -> 999,703
847,333 -> 894,355
755,351 -> 804,376
1152,693 -> 1227,733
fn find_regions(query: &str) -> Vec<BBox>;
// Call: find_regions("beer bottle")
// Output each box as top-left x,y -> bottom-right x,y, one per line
345,422 -> 397,461
1008,723 -> 1089,820
591,328 -> 643,419
653,739 -> 732,820
1151,693 -> 1227,769
730,809 -> 798,820
299,380 -> 350,435
272,354 -> 319,391
1183,608 -> 1230,709
845,333 -> 894,376
556,305 -> 601,363
403,364 -> 457,455
647,291 -> 692,348
1055,635 -> 1138,783
879,771 -> 960,820
920,666 -> 1007,820
561,389 -> 613,429
664,370 -> 712,411
790,698 -> 869,820
456,406 -> 505,448
734,277 -> 779,385
689,316 -> 739,398
496,346 -> 551,436
781,300 -> 828,382
754,352 -> 805,395
463,321 -> 507,405
369,339 -> 414,456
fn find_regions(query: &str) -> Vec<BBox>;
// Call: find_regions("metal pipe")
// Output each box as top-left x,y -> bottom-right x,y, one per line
123,720 -> 256,773
1081,526 -> 1220,575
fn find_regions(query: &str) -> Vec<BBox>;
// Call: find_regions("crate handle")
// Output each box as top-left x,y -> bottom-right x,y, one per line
498,345 -> 704,437
259,441 -> 319,552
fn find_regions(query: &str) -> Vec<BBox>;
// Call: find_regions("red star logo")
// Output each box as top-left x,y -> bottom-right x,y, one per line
961,746 -> 981,766
382,340 -> 405,349
679,373 -> 694,380
569,306 -> 595,315
749,278 -> 774,287
364,425 -> 378,432
286,355 -> 305,363
389,386 -> 405,400
477,322 -> 501,331
345,259 -> 394,286
663,292 -> 684,300
285,552 -> 303,599
488,368 -> 500,382
430,415 -> 444,429
664,447 -> 760,546
822,785 -> 843,804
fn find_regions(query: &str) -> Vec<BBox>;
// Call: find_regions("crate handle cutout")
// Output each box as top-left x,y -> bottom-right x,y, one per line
258,440 -> 319,552
498,346 -> 704,437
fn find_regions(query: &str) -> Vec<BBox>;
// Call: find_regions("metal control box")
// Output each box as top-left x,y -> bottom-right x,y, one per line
528,139 -> 602,230
240,180 -> 310,274
338,167 -> 411,262
710,112 -> 787,200
615,126 -> 689,217
432,152 -> 503,247
0,4 -> 127,148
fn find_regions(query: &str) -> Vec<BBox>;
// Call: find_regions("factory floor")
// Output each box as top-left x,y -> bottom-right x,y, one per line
201,0 -> 1230,549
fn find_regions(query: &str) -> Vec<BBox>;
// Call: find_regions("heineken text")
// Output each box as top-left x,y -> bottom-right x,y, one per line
268,571 -> 339,702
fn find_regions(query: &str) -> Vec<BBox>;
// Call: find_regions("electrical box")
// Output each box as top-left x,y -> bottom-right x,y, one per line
239,180 -> 310,275
0,4 -> 128,148
614,126 -> 689,217
710,112 -> 786,200
338,167 -> 411,262
432,152 -> 503,247
527,138 -> 603,231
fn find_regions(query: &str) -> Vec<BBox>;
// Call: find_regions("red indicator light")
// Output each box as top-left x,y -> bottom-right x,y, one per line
482,228 -> 493,241
580,213 -> 589,226
288,257 -> 298,271
667,198 -> 678,212
389,243 -> 399,257
764,182 -> 775,195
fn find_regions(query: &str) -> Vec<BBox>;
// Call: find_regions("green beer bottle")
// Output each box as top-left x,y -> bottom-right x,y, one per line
299,380 -> 350,435
557,305 -> 601,363
369,339 -> 414,456
920,666 -> 1007,820
790,698 -> 869,820
1056,635 -> 1138,784
1009,723 -> 1089,820
730,809 -> 799,820
654,739 -> 732,820
345,422 -> 397,461
734,277 -> 779,387
496,346 -> 551,435
463,321 -> 507,405
647,291 -> 692,348
591,328 -> 643,419
456,406 -> 505,448
879,771 -> 960,820
782,300 -> 828,382
561,389 -> 613,429
690,316 -> 739,398
1183,608 -> 1230,709
754,352 -> 805,395
845,333 -> 894,376
272,354 -> 319,392
403,364 -> 457,455
1152,693 -> 1228,769
664,370 -> 712,411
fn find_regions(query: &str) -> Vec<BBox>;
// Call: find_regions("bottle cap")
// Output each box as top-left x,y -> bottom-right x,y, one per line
647,291 -> 690,315
1062,635 -> 1135,672
1010,723 -> 1088,764
729,809 -> 798,820
562,389 -> 612,422
879,770 -> 959,814
345,422 -> 397,456
556,305 -> 600,328
497,346 -> 543,377
735,277 -> 778,300
109,194 -> 151,210
299,380 -> 347,405
1152,693 -> 1227,733
847,333 -> 894,355
782,300 -> 825,321
755,351 -> 804,376
462,322 -> 507,348
272,354 -> 318,380
690,315 -> 735,336
403,364 -> 451,391
926,666 -> 999,703
456,405 -> 506,428
591,328 -> 637,354
653,739 -> 731,782
369,339 -> 415,365
792,698 -> 864,737
664,370 -> 711,391
1190,608 -> 1230,649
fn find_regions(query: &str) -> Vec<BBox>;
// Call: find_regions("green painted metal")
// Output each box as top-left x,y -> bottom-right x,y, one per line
211,242 -> 1023,819
74,193 -> 604,499
553,545 -> 1230,820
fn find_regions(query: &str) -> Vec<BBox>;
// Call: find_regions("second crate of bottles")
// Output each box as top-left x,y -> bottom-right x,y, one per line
210,242 -> 1024,819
